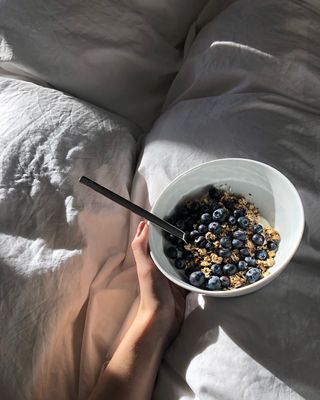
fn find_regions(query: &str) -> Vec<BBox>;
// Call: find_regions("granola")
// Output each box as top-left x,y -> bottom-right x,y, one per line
163,185 -> 280,291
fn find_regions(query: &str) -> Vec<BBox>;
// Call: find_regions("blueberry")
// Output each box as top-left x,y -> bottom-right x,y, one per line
165,247 -> 178,259
206,276 -> 222,290
244,256 -> 256,266
177,240 -> 186,251
175,258 -> 186,269
228,216 -> 237,226
190,212 -> 199,220
175,219 -> 186,231
246,267 -> 261,283
220,276 -> 230,288
184,218 -> 194,230
256,249 -> 268,260
164,232 -> 179,245
201,213 -> 212,224
190,230 -> 200,240
194,236 -> 206,247
200,204 -> 210,214
224,199 -> 236,210
218,248 -> 232,258
253,224 -> 263,234
209,186 -> 221,200
198,224 -> 208,234
205,241 -> 214,252
211,264 -> 222,276
190,201 -> 201,212
267,240 -> 279,252
252,233 -> 265,246
223,263 -> 237,276
233,208 -> 245,218
238,260 -> 248,271
212,208 -> 227,222
237,216 -> 250,229
208,222 -> 222,234
177,206 -> 189,218
240,248 -> 250,258
211,202 -> 220,212
182,250 -> 193,260
189,271 -> 205,287
220,236 -> 232,249
224,210 -> 230,220
232,239 -> 244,249
184,266 -> 199,277
233,230 -> 246,241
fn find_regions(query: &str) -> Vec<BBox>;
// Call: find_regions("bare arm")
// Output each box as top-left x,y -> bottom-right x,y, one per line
88,221 -> 186,400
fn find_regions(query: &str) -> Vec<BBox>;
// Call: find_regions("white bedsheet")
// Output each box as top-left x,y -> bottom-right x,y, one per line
132,1 -> 320,399
0,77 -> 140,400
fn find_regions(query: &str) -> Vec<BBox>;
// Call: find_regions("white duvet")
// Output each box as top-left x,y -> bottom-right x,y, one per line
1,1 -> 320,400
135,1 -> 320,399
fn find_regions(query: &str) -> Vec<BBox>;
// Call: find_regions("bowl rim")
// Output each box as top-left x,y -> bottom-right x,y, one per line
149,157 -> 305,297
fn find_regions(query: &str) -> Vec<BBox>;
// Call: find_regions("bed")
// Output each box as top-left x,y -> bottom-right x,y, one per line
0,1 -> 319,399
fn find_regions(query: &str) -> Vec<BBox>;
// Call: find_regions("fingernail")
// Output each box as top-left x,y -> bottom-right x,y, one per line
136,221 -> 145,237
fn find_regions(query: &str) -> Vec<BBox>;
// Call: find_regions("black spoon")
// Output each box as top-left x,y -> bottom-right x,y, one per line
79,176 -> 188,243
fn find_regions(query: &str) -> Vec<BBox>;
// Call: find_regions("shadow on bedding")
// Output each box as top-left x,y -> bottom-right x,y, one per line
136,101 -> 320,400
155,238 -> 320,400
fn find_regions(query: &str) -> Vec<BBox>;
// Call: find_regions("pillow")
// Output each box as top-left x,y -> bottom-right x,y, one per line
0,77 -> 139,248
164,0 -> 320,110
0,77 -> 140,399
0,0 -> 206,131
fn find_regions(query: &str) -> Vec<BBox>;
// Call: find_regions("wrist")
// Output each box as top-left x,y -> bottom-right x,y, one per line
133,307 -> 171,348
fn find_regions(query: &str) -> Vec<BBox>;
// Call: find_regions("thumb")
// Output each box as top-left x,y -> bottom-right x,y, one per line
131,221 -> 163,294
131,221 -> 149,264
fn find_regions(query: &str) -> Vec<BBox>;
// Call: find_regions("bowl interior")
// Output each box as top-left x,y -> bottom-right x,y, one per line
149,158 -> 304,297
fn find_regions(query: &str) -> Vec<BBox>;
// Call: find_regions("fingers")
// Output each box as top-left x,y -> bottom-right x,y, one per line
131,221 -> 189,297
131,221 -> 149,263
131,221 -> 158,280
131,221 -> 187,329
131,221 -> 164,311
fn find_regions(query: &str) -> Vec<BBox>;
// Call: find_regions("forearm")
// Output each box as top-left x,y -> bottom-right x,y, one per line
88,311 -> 168,400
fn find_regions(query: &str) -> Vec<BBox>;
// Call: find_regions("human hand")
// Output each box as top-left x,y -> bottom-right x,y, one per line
89,221 -> 186,400
131,221 -> 187,346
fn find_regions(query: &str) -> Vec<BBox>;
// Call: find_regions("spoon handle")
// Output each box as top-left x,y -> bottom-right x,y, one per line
79,176 -> 186,242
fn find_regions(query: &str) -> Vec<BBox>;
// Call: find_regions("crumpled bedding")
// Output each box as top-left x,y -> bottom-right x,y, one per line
139,95 -> 320,400
0,0 -> 320,399
133,1 -> 320,399
0,77 -> 141,400
0,0 -> 206,131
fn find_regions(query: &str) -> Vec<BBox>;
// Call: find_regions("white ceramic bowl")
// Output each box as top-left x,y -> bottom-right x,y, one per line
149,158 -> 305,297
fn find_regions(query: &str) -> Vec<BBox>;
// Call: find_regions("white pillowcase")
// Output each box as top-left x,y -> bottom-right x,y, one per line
0,77 -> 139,250
0,0 -> 206,131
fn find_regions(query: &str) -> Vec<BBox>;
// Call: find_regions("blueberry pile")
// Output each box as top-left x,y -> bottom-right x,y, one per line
163,185 -> 280,291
